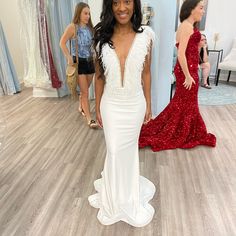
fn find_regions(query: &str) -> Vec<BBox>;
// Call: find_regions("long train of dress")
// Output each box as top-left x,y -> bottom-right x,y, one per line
89,91 -> 155,227
139,28 -> 216,152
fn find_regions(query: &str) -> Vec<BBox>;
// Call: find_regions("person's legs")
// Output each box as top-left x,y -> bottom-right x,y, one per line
78,76 -> 92,114
77,58 -> 97,127
78,73 -> 97,128
201,62 -> 211,88
78,75 -> 83,114
78,74 -> 92,122
86,74 -> 94,87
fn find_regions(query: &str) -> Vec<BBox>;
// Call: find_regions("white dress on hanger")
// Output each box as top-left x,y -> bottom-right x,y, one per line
17,0 -> 51,88
88,26 -> 156,227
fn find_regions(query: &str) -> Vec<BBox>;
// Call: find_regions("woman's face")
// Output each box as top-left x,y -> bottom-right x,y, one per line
199,35 -> 207,47
80,7 -> 90,25
112,0 -> 134,25
191,1 -> 205,22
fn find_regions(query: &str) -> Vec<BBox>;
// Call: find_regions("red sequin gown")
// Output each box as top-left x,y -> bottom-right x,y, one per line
139,28 -> 216,152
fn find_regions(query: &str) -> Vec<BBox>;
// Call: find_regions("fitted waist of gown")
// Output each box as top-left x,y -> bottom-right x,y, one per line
175,61 -> 199,74
103,85 -> 143,98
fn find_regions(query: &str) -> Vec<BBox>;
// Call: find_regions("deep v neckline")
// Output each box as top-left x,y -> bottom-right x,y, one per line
112,33 -> 138,87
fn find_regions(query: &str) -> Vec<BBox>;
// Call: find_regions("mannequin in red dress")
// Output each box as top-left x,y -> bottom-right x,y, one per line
139,0 -> 216,152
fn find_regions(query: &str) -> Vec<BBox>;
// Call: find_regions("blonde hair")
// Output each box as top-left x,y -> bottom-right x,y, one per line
72,2 -> 94,33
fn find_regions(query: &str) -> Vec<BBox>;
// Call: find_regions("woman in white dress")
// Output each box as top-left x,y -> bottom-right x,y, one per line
88,0 -> 156,227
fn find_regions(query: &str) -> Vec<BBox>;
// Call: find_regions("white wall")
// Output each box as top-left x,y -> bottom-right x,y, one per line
143,0 -> 176,115
204,0 -> 236,57
88,0 -> 102,25
0,0 -> 24,81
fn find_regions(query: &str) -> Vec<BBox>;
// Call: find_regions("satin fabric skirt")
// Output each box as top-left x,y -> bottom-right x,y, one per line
88,90 -> 156,227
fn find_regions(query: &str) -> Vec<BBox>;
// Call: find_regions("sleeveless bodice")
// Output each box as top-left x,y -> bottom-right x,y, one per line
71,26 -> 93,58
100,26 -> 155,97
175,28 -> 201,73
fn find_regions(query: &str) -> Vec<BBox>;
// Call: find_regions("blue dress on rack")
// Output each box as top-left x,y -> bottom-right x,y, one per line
0,21 -> 21,95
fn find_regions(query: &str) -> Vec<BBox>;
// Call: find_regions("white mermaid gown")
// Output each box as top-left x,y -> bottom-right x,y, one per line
88,26 -> 156,227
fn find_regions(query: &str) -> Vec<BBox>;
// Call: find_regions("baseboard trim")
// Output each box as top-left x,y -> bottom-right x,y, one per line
33,87 -> 58,97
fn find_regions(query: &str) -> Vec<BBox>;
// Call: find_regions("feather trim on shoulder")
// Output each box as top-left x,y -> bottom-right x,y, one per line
142,25 -> 155,45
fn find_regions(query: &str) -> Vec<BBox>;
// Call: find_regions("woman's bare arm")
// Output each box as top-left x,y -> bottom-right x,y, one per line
176,22 -> 196,90
142,44 -> 152,123
59,23 -> 75,64
203,47 -> 209,62
177,23 -> 193,78
95,59 -> 105,127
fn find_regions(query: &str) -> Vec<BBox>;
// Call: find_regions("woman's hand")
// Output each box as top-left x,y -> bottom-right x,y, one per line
203,44 -> 208,51
67,55 -> 73,65
144,106 -> 152,124
183,76 -> 195,90
96,110 -> 103,128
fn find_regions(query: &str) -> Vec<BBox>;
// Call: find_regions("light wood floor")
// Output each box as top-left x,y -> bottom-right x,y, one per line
0,87 -> 235,236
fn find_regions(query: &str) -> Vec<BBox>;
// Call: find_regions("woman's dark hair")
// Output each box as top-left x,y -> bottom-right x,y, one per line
199,34 -> 208,64
180,0 -> 202,26
94,0 -> 143,77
